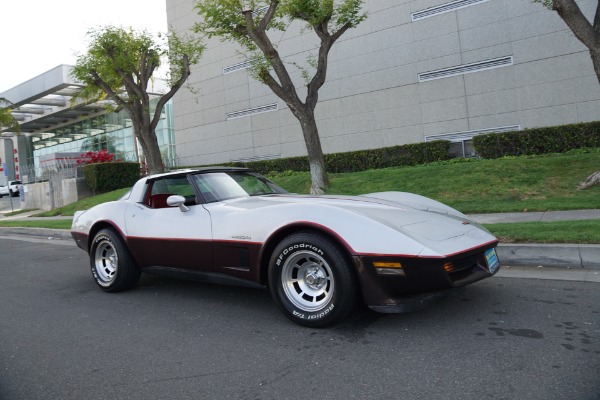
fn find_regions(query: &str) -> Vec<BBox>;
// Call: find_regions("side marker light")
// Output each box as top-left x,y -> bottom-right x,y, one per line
373,262 -> 402,268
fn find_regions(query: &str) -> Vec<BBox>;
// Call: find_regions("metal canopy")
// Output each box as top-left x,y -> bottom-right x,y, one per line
0,65 -> 108,137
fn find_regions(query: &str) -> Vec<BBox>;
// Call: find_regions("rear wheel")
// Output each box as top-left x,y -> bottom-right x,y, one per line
268,231 -> 359,327
90,228 -> 140,292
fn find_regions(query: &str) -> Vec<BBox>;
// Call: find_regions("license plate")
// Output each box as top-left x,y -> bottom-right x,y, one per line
485,248 -> 500,274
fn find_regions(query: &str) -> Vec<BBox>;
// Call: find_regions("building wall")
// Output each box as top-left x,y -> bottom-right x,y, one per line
166,0 -> 600,166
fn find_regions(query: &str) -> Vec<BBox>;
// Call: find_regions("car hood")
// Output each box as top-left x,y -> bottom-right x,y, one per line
221,192 -> 490,243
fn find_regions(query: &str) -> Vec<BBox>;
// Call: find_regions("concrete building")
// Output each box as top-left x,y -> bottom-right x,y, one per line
166,0 -> 600,164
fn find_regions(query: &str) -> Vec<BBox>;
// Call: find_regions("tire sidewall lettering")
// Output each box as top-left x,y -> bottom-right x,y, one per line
292,303 -> 335,320
275,243 -> 325,266
91,234 -> 115,287
274,241 -> 336,321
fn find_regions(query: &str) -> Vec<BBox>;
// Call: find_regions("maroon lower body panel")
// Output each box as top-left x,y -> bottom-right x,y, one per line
126,236 -> 264,283
126,237 -> 213,270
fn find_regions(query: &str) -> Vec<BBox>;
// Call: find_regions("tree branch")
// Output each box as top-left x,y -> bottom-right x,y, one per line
305,22 -> 352,110
259,0 -> 280,31
150,55 -> 191,131
594,0 -> 600,35
553,0 -> 600,50
90,71 -> 127,108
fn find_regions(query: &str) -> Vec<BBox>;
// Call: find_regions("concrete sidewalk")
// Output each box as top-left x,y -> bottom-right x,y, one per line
1,208 -> 600,270
467,209 -> 600,224
466,209 -> 600,270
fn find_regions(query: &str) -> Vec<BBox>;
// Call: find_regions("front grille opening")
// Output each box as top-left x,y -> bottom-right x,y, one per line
445,254 -> 489,284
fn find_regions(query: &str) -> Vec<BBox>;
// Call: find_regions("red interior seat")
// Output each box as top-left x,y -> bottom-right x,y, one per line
149,193 -> 173,209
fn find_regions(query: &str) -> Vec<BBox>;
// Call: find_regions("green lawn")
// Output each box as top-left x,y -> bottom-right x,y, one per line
0,219 -> 72,229
1,151 -> 599,243
485,220 -> 600,244
33,188 -> 130,217
271,151 -> 600,213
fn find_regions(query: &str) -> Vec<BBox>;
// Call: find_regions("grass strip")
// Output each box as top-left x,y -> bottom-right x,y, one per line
271,152 -> 600,213
484,220 -> 600,244
33,188 -> 130,217
0,219 -> 73,230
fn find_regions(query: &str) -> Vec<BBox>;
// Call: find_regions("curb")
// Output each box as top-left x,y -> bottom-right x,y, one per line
497,243 -> 600,270
1,227 -> 599,271
0,227 -> 72,240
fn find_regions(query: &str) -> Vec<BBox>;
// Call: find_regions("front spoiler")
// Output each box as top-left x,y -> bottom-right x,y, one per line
368,286 -> 465,314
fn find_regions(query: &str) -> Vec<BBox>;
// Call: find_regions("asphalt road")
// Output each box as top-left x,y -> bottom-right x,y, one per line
0,237 -> 599,400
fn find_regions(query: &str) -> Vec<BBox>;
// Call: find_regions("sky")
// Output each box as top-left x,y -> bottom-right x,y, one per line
0,0 -> 169,93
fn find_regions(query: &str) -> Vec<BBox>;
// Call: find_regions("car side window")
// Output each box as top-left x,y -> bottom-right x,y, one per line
146,176 -> 196,209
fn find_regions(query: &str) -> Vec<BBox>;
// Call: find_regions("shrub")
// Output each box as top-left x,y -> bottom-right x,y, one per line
83,162 -> 140,193
473,121 -> 600,159
220,140 -> 451,174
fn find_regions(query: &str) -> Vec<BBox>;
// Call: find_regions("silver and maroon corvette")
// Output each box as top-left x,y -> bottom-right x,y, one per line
71,167 -> 500,327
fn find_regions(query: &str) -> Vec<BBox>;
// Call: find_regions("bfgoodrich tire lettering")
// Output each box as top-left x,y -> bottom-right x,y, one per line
269,231 -> 359,327
90,228 -> 140,292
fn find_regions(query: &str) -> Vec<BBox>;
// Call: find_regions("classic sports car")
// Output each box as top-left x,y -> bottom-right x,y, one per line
71,167 -> 500,327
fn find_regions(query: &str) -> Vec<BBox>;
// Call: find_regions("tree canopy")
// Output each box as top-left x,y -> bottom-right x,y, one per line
0,98 -> 20,134
195,0 -> 366,194
72,26 -> 204,174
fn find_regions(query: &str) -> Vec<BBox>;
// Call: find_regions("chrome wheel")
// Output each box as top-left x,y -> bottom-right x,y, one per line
94,239 -> 118,284
281,250 -> 334,312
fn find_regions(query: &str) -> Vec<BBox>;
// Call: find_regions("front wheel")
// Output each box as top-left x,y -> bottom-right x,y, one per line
268,231 -> 359,327
90,228 -> 140,292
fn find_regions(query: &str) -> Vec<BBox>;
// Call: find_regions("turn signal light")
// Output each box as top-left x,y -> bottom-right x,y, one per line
373,262 -> 403,268
373,261 -> 405,276
443,262 -> 455,272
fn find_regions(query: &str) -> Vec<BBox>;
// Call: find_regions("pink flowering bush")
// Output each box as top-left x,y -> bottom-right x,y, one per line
77,149 -> 117,165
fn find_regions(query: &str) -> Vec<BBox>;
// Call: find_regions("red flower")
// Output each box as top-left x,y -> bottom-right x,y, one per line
76,149 -> 117,165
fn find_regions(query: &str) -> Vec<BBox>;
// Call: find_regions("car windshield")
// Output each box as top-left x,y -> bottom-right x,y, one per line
192,171 -> 287,202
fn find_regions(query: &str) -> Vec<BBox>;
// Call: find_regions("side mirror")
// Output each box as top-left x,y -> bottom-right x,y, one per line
167,195 -> 190,212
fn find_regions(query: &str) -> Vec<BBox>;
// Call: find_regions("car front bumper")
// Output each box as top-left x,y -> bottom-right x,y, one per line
353,244 -> 500,313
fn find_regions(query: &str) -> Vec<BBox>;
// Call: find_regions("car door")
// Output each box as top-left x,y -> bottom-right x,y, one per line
124,175 -> 213,270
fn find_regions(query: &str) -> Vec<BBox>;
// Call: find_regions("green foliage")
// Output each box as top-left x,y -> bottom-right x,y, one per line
0,97 -> 20,133
325,141 -> 450,173
71,25 -> 203,103
165,30 -> 205,87
473,121 -> 600,159
485,220 -> 600,244
217,140 -> 450,174
0,219 -> 73,230
279,0 -> 367,30
532,0 -> 554,9
194,0 -> 365,83
83,162 -> 140,193
72,25 -> 204,175
195,1 -> 284,42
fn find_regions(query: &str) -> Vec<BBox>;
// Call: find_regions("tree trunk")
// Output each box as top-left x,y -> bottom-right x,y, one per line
295,108 -> 329,195
131,113 -> 164,176
581,29 -> 600,190
140,130 -> 164,175
590,47 -> 600,85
